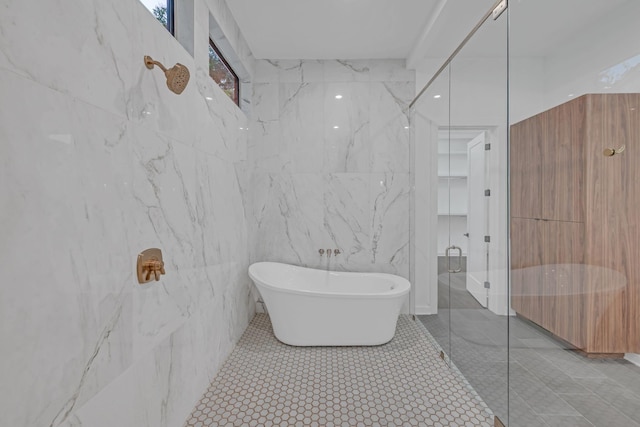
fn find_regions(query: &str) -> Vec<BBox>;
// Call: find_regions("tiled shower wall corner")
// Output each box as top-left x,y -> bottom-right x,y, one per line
248,59 -> 415,279
0,0 -> 256,426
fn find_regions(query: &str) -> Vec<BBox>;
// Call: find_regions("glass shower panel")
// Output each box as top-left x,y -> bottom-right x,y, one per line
449,8 -> 509,425
509,0 -> 640,425
412,66 -> 452,364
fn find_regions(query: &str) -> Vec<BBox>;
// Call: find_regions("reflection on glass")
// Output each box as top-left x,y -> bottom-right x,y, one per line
510,0 -> 640,425
209,40 -> 239,105
599,53 -> 640,86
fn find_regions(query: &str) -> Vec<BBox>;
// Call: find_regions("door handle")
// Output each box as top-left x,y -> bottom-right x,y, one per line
446,245 -> 463,273
463,233 -> 469,237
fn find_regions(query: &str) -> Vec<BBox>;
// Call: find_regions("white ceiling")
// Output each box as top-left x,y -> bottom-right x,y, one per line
226,0 -> 634,68
226,0 -> 439,60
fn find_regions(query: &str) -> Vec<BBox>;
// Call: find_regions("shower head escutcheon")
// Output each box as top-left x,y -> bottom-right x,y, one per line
144,55 -> 190,95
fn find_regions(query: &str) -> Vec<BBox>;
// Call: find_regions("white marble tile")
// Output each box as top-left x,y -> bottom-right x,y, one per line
195,68 -> 249,153
323,83 -> 371,173
324,173 -> 372,267
253,59 -> 280,83
251,173 -> 326,267
249,59 -> 325,83
279,83 -> 325,173
370,82 -> 413,173
370,59 -> 416,82
248,60 -> 415,279
276,59 -> 306,82
198,154 -> 250,266
0,70 -> 135,427
252,82 -> 280,122
127,120 -> 249,358
125,126 -> 199,360
370,173 -> 411,277
1,1 -> 253,424
63,275 -> 252,427
248,120 -> 289,173
0,0 -> 135,117
324,60 -> 371,82
301,59 -> 325,82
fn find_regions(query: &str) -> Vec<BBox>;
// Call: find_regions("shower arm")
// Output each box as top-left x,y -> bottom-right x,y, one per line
144,56 -> 169,73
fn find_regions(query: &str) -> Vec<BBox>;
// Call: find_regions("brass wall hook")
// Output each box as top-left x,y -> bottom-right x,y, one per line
144,55 -> 190,95
137,248 -> 166,284
603,145 -> 626,157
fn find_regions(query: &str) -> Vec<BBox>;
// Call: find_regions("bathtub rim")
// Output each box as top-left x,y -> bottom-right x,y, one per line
248,261 -> 411,300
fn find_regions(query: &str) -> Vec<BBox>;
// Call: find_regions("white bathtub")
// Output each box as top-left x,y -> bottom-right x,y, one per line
248,262 -> 410,346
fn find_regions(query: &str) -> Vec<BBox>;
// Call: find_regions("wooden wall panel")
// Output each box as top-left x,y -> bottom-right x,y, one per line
510,117 -> 542,219
511,93 -> 639,355
543,97 -> 585,222
510,218 -> 543,325
587,94 -> 640,353
543,220 -> 585,349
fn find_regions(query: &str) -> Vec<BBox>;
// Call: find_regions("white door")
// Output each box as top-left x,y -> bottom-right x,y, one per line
466,132 -> 488,307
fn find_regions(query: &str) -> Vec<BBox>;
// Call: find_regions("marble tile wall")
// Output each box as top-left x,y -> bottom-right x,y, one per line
0,0 -> 254,426
248,60 -> 415,278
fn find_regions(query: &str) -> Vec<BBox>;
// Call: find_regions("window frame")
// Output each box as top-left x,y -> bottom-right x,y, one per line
166,0 -> 175,35
208,38 -> 240,106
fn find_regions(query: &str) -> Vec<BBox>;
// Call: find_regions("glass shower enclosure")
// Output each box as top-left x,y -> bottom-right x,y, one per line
410,0 -> 640,425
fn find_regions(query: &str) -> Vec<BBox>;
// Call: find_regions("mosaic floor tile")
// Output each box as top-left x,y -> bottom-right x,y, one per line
183,314 -> 494,427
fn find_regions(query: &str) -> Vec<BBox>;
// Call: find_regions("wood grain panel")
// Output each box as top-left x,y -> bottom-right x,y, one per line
543,97 -> 585,222
586,94 -> 640,353
543,220 -> 585,349
511,93 -> 640,355
510,218 -> 543,325
510,116 -> 543,219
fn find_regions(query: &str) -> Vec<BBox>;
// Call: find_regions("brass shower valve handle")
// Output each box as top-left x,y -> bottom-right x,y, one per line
137,248 -> 166,284
143,260 -> 165,271
143,260 -> 165,281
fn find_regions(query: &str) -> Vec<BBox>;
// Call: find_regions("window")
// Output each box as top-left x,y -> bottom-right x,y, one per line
209,39 -> 240,105
140,0 -> 175,35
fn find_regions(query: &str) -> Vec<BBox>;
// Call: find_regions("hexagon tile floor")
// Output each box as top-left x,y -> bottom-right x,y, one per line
183,314 -> 494,427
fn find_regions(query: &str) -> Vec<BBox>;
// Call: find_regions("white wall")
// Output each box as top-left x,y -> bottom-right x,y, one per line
0,1 -> 255,426
248,60 -> 415,287
412,109 -> 439,314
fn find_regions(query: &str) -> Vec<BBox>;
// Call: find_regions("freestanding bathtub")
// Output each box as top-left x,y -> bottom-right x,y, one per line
248,262 -> 410,346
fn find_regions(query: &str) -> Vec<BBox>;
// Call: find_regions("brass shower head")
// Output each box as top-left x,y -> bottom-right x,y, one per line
144,55 -> 190,95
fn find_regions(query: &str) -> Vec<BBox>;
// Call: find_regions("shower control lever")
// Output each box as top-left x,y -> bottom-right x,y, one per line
334,249 -> 341,255
326,249 -> 333,257
319,249 -> 325,255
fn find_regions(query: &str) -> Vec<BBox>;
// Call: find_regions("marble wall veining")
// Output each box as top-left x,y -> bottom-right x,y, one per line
248,60 -> 415,279
0,0 -> 254,426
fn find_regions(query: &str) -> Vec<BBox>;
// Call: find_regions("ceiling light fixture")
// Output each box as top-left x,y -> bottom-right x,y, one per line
434,94 -> 441,99
335,95 -> 343,99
